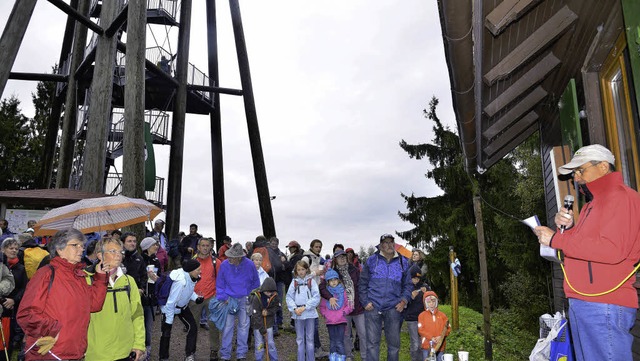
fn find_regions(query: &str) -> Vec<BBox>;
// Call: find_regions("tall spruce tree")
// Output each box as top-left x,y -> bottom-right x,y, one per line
399,97 -> 549,329
0,79 -> 56,190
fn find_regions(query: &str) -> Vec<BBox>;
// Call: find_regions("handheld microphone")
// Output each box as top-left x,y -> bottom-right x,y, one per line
560,195 -> 574,234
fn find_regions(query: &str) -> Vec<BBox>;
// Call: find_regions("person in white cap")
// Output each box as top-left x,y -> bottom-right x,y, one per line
534,144 -> 640,361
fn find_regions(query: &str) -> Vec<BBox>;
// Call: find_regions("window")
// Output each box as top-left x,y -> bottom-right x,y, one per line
599,32 -> 640,190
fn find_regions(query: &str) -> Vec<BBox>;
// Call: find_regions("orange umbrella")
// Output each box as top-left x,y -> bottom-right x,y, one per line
395,243 -> 413,259
34,195 -> 162,236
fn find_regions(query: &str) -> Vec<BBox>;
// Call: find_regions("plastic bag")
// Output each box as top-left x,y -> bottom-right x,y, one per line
529,313 -> 566,361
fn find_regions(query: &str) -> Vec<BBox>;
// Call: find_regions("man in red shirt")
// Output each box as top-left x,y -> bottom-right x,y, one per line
217,236 -> 232,262
190,237 -> 221,361
535,144 -> 640,361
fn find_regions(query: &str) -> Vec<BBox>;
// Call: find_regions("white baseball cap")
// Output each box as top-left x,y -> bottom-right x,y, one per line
558,144 -> 615,175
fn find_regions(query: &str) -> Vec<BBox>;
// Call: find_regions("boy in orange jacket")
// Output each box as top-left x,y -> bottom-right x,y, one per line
417,291 -> 451,361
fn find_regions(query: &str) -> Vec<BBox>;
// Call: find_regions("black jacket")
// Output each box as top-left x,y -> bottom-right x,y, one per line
404,281 -> 430,321
2,257 -> 26,318
179,233 -> 201,261
122,249 -> 148,289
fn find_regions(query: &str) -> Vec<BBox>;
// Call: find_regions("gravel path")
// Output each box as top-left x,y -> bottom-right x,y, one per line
150,305 -> 343,361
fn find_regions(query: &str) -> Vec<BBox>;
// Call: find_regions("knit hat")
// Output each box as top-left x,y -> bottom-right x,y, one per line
261,277 -> 277,292
325,268 -> 339,281
182,259 -> 201,273
225,243 -> 245,258
140,237 -> 158,251
409,265 -> 422,279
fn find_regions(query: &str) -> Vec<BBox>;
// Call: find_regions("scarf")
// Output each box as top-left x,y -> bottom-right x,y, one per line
7,257 -> 19,268
327,283 -> 345,309
335,263 -> 354,307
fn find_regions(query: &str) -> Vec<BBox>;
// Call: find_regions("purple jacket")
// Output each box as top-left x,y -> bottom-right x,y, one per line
319,289 -> 353,325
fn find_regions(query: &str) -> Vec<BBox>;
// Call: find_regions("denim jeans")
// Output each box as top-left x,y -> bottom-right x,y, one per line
143,305 -> 154,347
295,318 -> 315,361
364,308 -> 403,361
254,327 -> 279,361
422,349 -> 443,361
327,324 -> 346,355
220,296 -> 250,360
346,313 -> 367,361
314,317 -> 322,349
406,321 -> 422,361
568,298 -> 636,361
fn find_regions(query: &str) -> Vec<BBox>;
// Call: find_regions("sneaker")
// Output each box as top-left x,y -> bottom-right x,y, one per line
185,355 -> 196,361
200,323 -> 210,330
209,350 -> 219,361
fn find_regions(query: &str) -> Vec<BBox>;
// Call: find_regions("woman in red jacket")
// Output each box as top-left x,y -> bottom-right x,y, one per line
17,228 -> 108,361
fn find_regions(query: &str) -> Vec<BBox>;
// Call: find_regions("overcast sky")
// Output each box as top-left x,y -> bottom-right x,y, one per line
0,0 -> 456,253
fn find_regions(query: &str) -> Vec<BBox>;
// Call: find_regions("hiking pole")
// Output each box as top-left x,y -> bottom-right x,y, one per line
0,318 -> 9,361
263,314 -> 270,361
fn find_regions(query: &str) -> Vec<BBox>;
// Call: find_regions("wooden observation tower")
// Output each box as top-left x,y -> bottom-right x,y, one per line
0,0 -> 276,244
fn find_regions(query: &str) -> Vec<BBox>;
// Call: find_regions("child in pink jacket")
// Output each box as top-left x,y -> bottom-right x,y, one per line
319,268 -> 353,361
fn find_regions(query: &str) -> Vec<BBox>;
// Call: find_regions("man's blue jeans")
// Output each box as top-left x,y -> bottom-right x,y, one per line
253,327 -> 278,361
406,320 -> 422,361
569,298 -> 636,361
364,308 -> 403,361
295,318 -> 315,361
220,296 -> 250,360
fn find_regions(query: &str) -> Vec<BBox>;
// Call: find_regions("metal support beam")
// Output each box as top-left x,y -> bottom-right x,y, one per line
206,0 -> 227,248
229,0 -> 276,238
47,0 -> 104,35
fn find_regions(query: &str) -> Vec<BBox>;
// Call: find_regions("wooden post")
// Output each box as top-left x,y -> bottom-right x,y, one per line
449,246 -> 459,330
121,0 -> 146,240
166,0 -> 193,240
0,0 -> 37,97
57,0 -> 91,188
205,0 -> 227,248
473,195 -> 493,360
82,0 -> 122,193
229,0 -> 276,237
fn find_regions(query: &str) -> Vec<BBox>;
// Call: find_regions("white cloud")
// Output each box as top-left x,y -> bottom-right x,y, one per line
0,0 -> 455,253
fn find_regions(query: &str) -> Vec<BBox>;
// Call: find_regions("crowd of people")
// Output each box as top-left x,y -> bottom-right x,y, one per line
0,218 -> 453,361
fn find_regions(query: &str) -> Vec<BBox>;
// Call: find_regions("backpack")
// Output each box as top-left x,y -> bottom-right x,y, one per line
23,246 -> 50,279
253,247 -> 272,274
155,274 -> 174,306
294,278 -> 313,297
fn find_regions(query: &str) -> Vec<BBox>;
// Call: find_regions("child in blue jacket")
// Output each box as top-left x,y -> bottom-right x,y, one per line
286,260 -> 320,361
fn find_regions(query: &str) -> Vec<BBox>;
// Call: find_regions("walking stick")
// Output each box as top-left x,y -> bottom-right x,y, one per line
0,318 -> 9,361
263,313 -> 270,361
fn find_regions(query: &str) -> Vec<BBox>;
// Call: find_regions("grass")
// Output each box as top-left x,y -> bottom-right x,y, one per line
348,305 -> 537,361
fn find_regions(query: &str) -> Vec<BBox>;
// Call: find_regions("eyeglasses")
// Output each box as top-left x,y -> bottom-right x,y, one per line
66,243 -> 85,250
572,162 -> 599,177
103,249 -> 125,256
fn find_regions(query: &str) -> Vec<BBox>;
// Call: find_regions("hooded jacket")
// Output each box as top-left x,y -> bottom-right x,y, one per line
122,249 -> 147,289
17,257 -> 108,360
86,268 -> 145,360
319,285 -> 353,325
550,172 -> 640,308
417,291 -> 450,352
249,278 -> 281,334
161,269 -> 198,324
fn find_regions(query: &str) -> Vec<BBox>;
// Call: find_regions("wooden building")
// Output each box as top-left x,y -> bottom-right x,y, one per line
437,0 -> 640,356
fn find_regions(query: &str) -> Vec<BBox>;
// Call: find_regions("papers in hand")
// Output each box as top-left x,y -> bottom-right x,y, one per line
522,215 -> 540,230
523,215 -> 559,263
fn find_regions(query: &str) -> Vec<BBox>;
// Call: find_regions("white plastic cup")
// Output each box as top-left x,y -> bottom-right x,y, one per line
443,354 -> 454,361
458,351 -> 469,361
